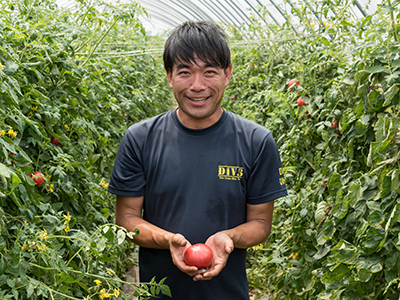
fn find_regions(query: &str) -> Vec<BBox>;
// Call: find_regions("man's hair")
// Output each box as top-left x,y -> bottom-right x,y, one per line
163,20 -> 231,73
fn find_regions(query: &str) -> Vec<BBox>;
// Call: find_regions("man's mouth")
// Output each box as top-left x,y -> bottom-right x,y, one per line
188,97 -> 209,103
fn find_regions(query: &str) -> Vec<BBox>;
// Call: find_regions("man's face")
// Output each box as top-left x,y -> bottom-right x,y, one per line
167,56 -> 232,129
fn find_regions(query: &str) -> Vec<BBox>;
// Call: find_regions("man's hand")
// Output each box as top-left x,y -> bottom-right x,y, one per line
192,232 -> 234,281
169,233 -> 203,277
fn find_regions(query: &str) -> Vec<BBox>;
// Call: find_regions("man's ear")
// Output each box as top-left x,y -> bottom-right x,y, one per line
224,65 -> 233,87
166,71 -> 173,89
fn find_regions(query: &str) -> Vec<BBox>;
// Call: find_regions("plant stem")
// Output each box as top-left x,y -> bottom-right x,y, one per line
82,16 -> 121,66
27,276 -> 82,300
387,0 -> 398,42
29,262 -> 140,286
25,0 -> 38,20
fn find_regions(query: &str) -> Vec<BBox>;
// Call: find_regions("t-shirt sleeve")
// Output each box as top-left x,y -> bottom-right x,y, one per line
107,127 -> 146,197
246,131 -> 287,204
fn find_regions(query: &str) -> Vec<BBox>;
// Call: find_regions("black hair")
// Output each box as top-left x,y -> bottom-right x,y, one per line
163,20 -> 231,73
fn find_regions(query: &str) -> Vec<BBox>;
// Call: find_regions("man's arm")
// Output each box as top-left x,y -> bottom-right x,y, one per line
115,195 -> 200,276
224,200 -> 275,248
196,201 -> 274,281
116,195 -> 173,249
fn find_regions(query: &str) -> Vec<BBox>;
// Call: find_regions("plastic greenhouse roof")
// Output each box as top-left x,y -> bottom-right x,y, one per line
56,0 -> 380,35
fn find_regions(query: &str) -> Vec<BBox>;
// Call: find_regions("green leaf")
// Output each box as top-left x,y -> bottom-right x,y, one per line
0,163 -> 11,178
363,226 -> 385,255
381,4 -> 396,12
9,173 -> 21,194
320,37 -> 331,46
358,268 -> 372,282
342,77 -> 355,85
393,59 -> 400,70
117,229 -> 126,244
392,169 -> 400,191
321,263 -> 351,288
340,20 -> 353,27
347,184 -> 362,207
330,240 -> 358,265
4,60 -> 19,75
368,211 -> 384,226
0,137 -> 16,153
27,284 -> 35,298
160,285 -> 171,297
97,237 -> 107,252
313,245 -> 331,260
365,65 -> 387,74
383,84 -> 399,106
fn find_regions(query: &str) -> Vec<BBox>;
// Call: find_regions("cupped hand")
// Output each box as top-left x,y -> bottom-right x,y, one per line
192,232 -> 234,281
169,233 -> 202,277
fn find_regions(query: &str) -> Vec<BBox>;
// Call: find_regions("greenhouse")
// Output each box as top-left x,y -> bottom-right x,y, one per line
0,0 -> 399,299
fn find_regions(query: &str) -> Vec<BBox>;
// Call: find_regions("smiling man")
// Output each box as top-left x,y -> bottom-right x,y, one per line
108,21 -> 287,300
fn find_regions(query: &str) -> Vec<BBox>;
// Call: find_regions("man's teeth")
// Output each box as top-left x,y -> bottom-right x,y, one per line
189,97 -> 207,102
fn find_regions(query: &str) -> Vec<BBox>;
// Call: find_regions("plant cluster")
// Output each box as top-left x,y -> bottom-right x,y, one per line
224,0 -> 400,299
0,0 -> 172,298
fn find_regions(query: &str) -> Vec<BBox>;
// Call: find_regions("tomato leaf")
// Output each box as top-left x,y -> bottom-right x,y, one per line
365,65 -> 387,74
0,163 -> 11,178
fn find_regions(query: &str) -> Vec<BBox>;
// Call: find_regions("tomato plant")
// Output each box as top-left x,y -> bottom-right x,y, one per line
296,97 -> 306,107
224,1 -> 400,298
0,0 -> 172,298
288,79 -> 300,91
50,137 -> 61,147
29,171 -> 45,187
184,244 -> 213,269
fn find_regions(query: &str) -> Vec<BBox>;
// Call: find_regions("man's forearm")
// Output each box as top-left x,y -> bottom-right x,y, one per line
221,201 -> 274,249
117,214 -> 174,249
115,196 -> 175,249
222,219 -> 272,249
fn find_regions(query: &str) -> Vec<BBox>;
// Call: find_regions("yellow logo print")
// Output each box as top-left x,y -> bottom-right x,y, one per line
279,167 -> 286,185
218,165 -> 243,181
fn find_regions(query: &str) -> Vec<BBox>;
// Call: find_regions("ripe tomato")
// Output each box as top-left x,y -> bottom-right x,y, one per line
332,120 -> 338,129
29,171 -> 45,187
231,96 -> 236,100
297,97 -> 306,107
184,243 -> 213,269
51,137 -> 61,146
288,79 -> 300,91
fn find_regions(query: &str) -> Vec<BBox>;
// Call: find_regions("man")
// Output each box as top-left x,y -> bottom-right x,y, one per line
108,20 -> 287,300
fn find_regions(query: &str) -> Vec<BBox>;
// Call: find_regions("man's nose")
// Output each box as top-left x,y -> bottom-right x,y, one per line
190,73 -> 206,91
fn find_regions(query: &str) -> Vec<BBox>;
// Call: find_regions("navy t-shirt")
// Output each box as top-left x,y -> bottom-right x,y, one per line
108,109 -> 287,300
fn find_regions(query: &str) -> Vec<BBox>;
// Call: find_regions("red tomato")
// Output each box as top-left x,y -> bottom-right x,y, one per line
231,96 -> 236,100
297,97 -> 306,107
184,243 -> 213,269
29,171 -> 45,187
51,137 -> 61,146
332,120 -> 338,129
288,79 -> 300,88
11,153 -> 15,166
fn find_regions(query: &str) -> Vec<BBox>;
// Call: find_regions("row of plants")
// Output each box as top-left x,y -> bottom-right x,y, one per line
0,0 -> 172,298
223,0 -> 400,299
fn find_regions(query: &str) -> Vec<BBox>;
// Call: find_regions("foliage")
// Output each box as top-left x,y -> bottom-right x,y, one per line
0,0 -> 172,298
224,0 -> 400,299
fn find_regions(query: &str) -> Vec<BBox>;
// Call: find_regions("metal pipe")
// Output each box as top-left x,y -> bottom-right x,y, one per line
353,0 -> 367,17
268,0 -> 298,33
243,0 -> 275,32
255,0 -> 281,26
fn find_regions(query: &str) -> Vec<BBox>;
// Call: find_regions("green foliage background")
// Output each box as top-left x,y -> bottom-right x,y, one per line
223,1 -> 400,299
0,0 -> 172,298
